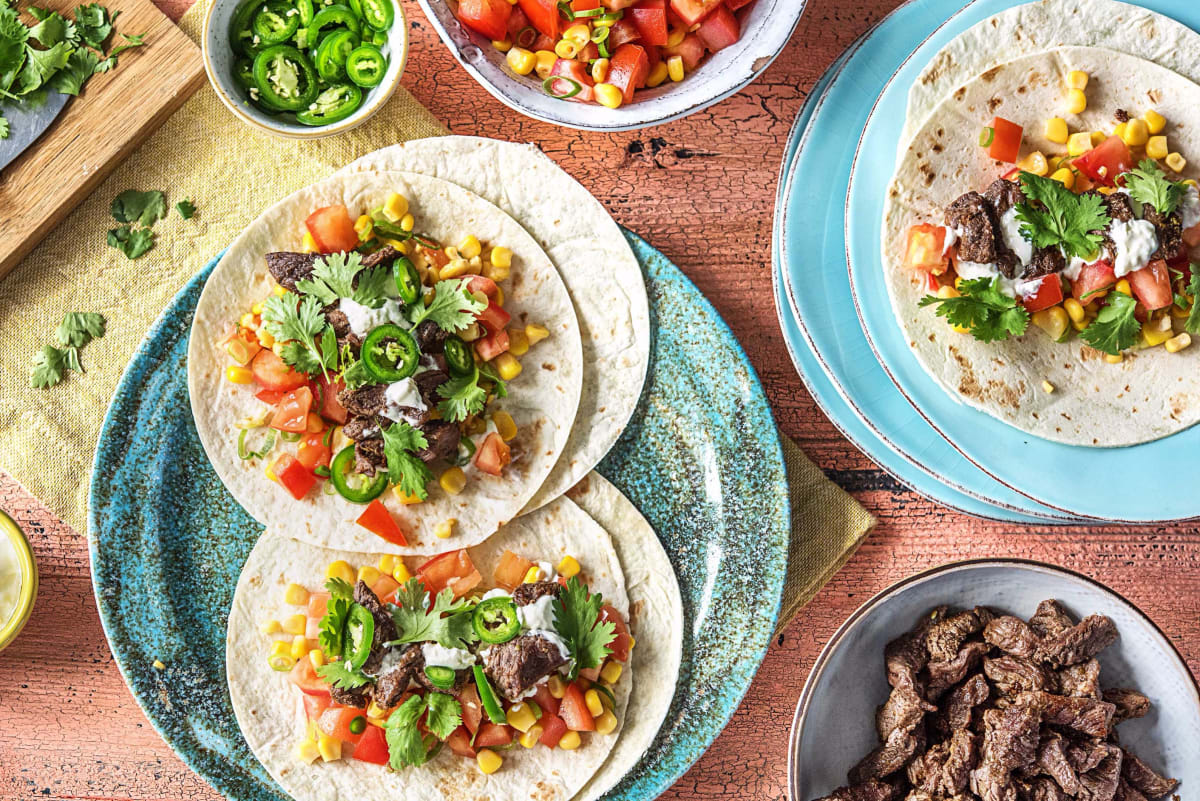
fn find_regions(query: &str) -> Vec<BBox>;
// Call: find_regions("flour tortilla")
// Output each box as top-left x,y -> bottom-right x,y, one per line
901,0 -> 1200,156
884,48 -> 1200,445
338,137 -> 651,513
189,170 -> 582,553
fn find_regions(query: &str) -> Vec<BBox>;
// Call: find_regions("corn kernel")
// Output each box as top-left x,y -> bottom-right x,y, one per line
383,193 -> 409,222
1146,135 -> 1169,160
522,566 -> 541,584
595,710 -> 618,735
301,231 -> 318,253
378,555 -> 397,574
519,725 -> 543,748
937,285 -> 960,299
1166,332 -> 1192,353
601,660 -> 623,684
317,733 -> 342,762
476,748 -> 503,774
645,61 -> 669,88
326,560 -> 355,585
1114,279 -> 1132,296
1167,152 -> 1188,173
564,22 -> 590,46
952,323 -> 972,335
356,565 -> 381,585
439,466 -> 467,496
1032,307 -> 1070,340
666,25 -> 686,47
667,55 -> 684,82
504,45 -> 536,75
492,38 -> 512,52
257,328 -> 275,348
1066,70 -> 1089,90
354,214 -> 374,242
393,486 -> 423,504
290,635 -> 309,659
441,258 -> 470,279
557,555 -> 580,578
1097,186 -> 1116,195
1122,118 -> 1149,147
392,560 -> 411,584
1142,316 -> 1174,347
558,731 -> 582,750
1050,167 -> 1075,190
296,738 -> 321,763
548,674 -> 566,699
1105,352 -> 1124,364
508,327 -> 530,356
590,57 -> 610,83
260,619 -> 282,634
507,702 -> 538,732
1144,109 -> 1166,134
1112,122 -> 1127,141
1041,380 -> 1055,394
525,323 -> 549,345
1065,88 -> 1087,115
534,50 -> 557,79
284,583 -> 310,606
309,648 -> 325,668
1090,130 -> 1106,147
1044,117 -> 1069,144
1067,132 -> 1093,157
282,614 -> 307,636
458,235 -> 482,260
555,39 -> 578,58
594,82 -> 623,109
492,410 -> 518,441
1018,150 -> 1049,176
487,245 -> 512,270
225,365 -> 254,384
395,214 -> 413,234
493,352 -> 522,381
435,518 -> 456,539
585,689 -> 604,717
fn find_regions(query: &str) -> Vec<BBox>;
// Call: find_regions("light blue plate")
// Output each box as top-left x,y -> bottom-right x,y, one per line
88,231 -> 789,801
773,0 -> 1083,524
846,0 -> 1200,523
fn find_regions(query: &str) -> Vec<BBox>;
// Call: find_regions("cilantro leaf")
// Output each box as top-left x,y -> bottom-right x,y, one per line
326,576 -> 354,600
14,42 -> 69,95
437,371 -> 486,422
385,694 -> 430,769
111,189 -> 166,226
386,578 -> 478,649
1015,171 -> 1109,260
1124,159 -> 1185,216
295,252 -> 392,308
93,31 -> 142,72
176,198 -> 195,219
29,10 -> 69,47
477,361 -> 508,398
1080,291 -> 1140,356
0,7 -> 29,96
917,277 -> 1030,342
74,3 -> 115,49
318,594 -> 351,655
47,46 -> 97,95
56,311 -> 105,347
553,576 -> 616,681
106,224 -> 155,259
380,421 -> 434,500
261,294 -> 331,377
1185,269 -> 1200,336
408,279 -> 486,333
340,354 -> 372,390
62,345 -> 83,373
315,659 -> 371,689
424,693 -> 462,740
30,344 -> 66,388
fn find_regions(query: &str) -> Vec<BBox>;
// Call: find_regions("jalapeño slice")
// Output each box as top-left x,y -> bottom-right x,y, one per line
342,604 -> 376,670
358,0 -> 394,30
424,665 -> 457,690
393,256 -> 422,306
362,323 -> 419,382
229,0 -> 261,54
472,596 -> 520,644
330,446 -> 388,503
443,335 -> 474,377
251,0 -> 301,46
252,45 -> 319,111
472,665 -> 507,724
296,83 -> 363,125
315,29 -> 360,81
346,44 -> 386,88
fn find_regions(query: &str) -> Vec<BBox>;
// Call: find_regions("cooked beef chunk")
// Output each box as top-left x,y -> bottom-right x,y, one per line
970,706 -> 1041,801
1115,109 -> 1130,123
413,369 -> 449,408
361,245 -> 401,270
909,730 -> 978,796
1035,732 -> 1079,795
266,251 -> 319,290
1058,659 -> 1102,699
1067,738 -> 1112,773
946,192 -> 1003,265
886,609 -> 942,695
984,656 -> 1053,697
414,320 -> 449,354
927,607 -> 995,662
1101,193 -> 1136,224
878,687 -> 936,741
326,306 -> 353,340
816,780 -> 903,801
927,641 -> 990,699
1120,751 -> 1179,798
1026,249 -> 1065,280
1030,776 -> 1070,801
330,683 -> 370,708
354,580 -> 399,675
1103,688 -> 1150,724
850,723 -> 926,784
1076,744 -> 1122,801
984,617 -> 1041,660
512,580 -> 561,607
483,634 -> 569,701
1142,205 -> 1184,262
339,384 -> 388,418
1029,599 -> 1076,638
985,179 -> 1025,217
374,644 -> 423,708
937,674 -> 991,734
1018,691 -> 1115,738
415,419 -> 460,463
1037,615 -> 1118,668
342,416 -> 381,442
355,437 -> 387,477
1115,778 -> 1150,801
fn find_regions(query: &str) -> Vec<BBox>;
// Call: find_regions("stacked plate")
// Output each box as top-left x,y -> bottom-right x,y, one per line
773,0 -> 1200,525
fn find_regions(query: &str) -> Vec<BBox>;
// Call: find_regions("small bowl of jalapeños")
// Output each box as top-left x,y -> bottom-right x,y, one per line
203,0 -> 408,137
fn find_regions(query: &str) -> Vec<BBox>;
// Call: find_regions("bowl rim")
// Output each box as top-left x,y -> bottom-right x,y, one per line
200,0 -> 410,140
0,509 -> 38,652
786,557 -> 1200,801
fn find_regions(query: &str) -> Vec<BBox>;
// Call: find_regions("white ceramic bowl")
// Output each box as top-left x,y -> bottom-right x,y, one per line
418,0 -> 806,130
202,0 -> 409,138
789,559 -> 1200,801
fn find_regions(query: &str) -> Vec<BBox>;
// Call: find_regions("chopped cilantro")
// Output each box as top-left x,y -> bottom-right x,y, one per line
386,578 -> 478,649
424,693 -> 462,740
1185,269 -> 1200,336
47,46 -> 97,94
380,421 -> 434,500
917,277 -> 1030,342
408,279 -> 486,333
56,311 -> 105,347
553,576 -> 616,681
29,10 -> 72,47
1080,291 -> 1140,356
1123,159 -> 1185,216
385,694 -> 430,769
318,595 -> 351,655
74,3 -> 116,49
30,344 -> 66,388
62,345 -> 82,373
106,224 -> 154,259
111,189 -> 166,226
326,576 -> 354,599
261,294 -> 335,377
315,659 -> 370,689
176,198 -> 196,219
1015,171 -> 1109,260
437,370 -> 486,422
295,251 -> 392,308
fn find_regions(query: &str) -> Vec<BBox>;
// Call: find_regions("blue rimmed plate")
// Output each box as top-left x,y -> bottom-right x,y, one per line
88,231 -> 788,801
845,0 -> 1200,523
773,0 -> 1084,524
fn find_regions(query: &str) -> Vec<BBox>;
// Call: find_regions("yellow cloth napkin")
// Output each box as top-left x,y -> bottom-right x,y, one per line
0,1 -> 873,626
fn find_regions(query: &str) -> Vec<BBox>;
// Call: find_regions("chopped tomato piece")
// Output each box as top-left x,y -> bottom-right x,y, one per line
903,224 -> 950,275
539,713 -> 569,747
549,58 -> 594,102
465,275 -> 501,302
986,117 -> 1023,164
628,0 -> 667,46
1072,260 -> 1117,306
608,17 -> 641,48
1019,275 -> 1065,313
303,693 -> 332,720
695,4 -> 738,50
297,430 -> 332,473
531,682 -> 560,717
352,723 -> 389,764
494,550 -> 534,591
274,454 -> 317,500
371,574 -> 400,601
305,205 -> 358,253
446,726 -> 477,757
602,0 -> 638,8
668,0 -> 719,25
458,685 -> 483,735
270,386 -> 314,433
1129,260 -> 1173,310
250,348 -> 308,392
608,44 -> 650,103
517,0 -> 559,38
417,549 -> 483,598
505,4 -> 531,39
475,722 -> 515,748
323,707 -> 368,745
724,0 -> 753,10
288,657 -> 331,696
661,32 -> 704,70
456,0 -> 512,40
599,603 -> 632,662
473,432 -> 512,476
1073,136 -> 1132,187
306,591 -> 330,619
559,682 -> 596,731
476,300 -> 512,335
315,373 -> 348,424
255,388 -> 286,405
579,664 -> 602,681
475,328 -> 511,361
571,0 -> 600,9
356,499 -> 409,546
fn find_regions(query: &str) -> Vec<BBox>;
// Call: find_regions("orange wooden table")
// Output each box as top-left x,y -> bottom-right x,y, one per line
3,0 -> 1199,798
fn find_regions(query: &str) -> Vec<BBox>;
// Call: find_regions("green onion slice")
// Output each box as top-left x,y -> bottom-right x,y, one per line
543,75 -> 582,99
979,126 -> 995,147
573,7 -> 604,16
515,25 -> 538,48
594,10 -> 623,21
280,430 -> 304,442
597,39 -> 609,58
590,25 -> 609,43
238,428 -> 278,460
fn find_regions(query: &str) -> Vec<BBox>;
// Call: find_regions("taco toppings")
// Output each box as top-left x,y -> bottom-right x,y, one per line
261,550 -> 629,773
903,70 -> 1200,359
217,193 -> 553,537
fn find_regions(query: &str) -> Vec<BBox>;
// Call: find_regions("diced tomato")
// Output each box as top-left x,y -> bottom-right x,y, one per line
559,682 -> 596,731
549,58 -> 594,102
458,685 -> 483,734
925,271 -> 941,293
531,682 -> 560,717
494,550 -> 534,591
539,713 -> 569,747
371,575 -> 400,600
303,693 -> 333,720
662,32 -> 704,70
476,300 -> 512,335
724,0 -> 753,10
986,117 -> 1023,164
602,0 -> 638,9
269,386 -> 314,433
356,499 -> 409,546
307,591 -> 330,619
473,432 -> 512,476
1019,275 -> 1065,314
517,0 -> 559,38
574,41 -> 600,62
446,726 -> 477,757
324,707 -> 368,745
456,0 -> 512,40
305,205 -> 358,254
578,665 -> 602,682
297,430 -> 332,473
475,328 -> 511,361
608,18 -> 641,48
465,275 -> 501,301
608,44 -> 650,103
274,454 -> 317,500
571,0 -> 600,9
903,224 -> 949,275
314,373 -> 347,424
475,722 -> 515,748
1074,173 -> 1095,193
695,3 -> 738,50
668,0 -> 719,24
1129,260 -> 1173,310
599,603 -> 632,662
417,549 -> 483,598
505,5 -> 531,39
1000,166 -> 1021,182
628,0 -> 667,45
288,657 -> 331,696
531,32 -> 556,51
1073,136 -> 1132,187
250,348 -> 308,392
1184,221 -> 1200,248
352,723 -> 389,764
1072,260 -> 1117,306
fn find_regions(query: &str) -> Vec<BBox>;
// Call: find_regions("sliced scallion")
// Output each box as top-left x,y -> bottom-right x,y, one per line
542,75 -> 582,98
979,126 -> 995,147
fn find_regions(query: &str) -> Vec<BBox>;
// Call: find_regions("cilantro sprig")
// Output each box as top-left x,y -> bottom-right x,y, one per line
30,311 -> 106,388
380,421 -> 434,500
1080,291 -> 1140,356
408,279 -> 487,333
553,576 -> 617,681
295,251 -> 393,308
437,371 -> 487,422
315,659 -> 371,689
1015,171 -> 1109,260
1123,159 -> 1185,215
261,293 -> 337,377
385,693 -> 462,769
1184,269 -> 1200,336
918,277 -> 1030,342
385,578 -> 478,649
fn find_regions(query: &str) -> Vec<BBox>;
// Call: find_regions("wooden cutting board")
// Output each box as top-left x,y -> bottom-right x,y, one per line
0,0 -> 205,278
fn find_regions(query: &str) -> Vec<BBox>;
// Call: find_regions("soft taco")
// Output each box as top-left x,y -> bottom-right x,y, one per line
338,137 -> 651,513
883,47 -> 1200,446
189,170 -> 583,553
226,479 -> 682,801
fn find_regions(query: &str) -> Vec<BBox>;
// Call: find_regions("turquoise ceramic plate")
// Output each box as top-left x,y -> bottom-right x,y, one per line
773,0 -> 1083,524
88,231 -> 788,801
846,0 -> 1200,523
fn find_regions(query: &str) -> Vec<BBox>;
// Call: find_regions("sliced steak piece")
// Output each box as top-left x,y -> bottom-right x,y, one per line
937,673 -> 990,734
1120,751 -> 1178,798
815,780 -> 903,801
1058,659 -> 1102,699
984,655 -> 1054,697
926,606 -> 994,662
1142,205 -> 1184,262
1018,691 -> 1115,738
1115,778 -> 1150,801
414,319 -> 449,354
339,384 -> 388,419
326,306 -> 353,339
1031,775 -> 1071,801
361,245 -> 401,270
1067,738 -> 1113,773
885,607 -> 946,695
354,580 -> 399,675
984,616 -> 1041,660
849,722 -> 926,784
1102,192 -> 1136,224
413,369 -> 449,408
512,580 -> 561,607
1103,688 -> 1150,724
909,730 -> 977,796
355,437 -> 387,477
926,640 -> 989,699
483,633 -> 569,702
416,419 -> 460,463
985,178 -> 1025,217
970,705 -> 1041,801
330,682 -> 370,709
266,251 -> 319,290
1026,248 -> 1066,279
374,644 -> 423,708
1036,731 -> 1080,795
946,191 -> 1003,265
1036,615 -> 1118,668
876,686 -> 935,741
1076,744 -> 1122,801
341,416 -> 381,442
